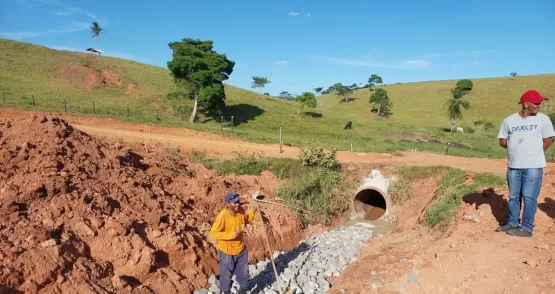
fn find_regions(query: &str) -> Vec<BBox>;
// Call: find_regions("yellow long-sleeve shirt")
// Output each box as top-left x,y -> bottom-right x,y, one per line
209,208 -> 256,255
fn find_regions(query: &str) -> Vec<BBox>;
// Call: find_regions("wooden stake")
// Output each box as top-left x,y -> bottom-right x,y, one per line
256,204 -> 284,294
279,127 -> 283,153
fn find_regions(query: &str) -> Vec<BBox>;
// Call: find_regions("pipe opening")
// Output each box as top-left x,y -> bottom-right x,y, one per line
353,188 -> 387,221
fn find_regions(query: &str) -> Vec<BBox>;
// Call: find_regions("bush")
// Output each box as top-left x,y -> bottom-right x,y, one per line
275,168 -> 349,225
456,79 -> 473,91
298,147 -> 339,170
473,119 -> 495,131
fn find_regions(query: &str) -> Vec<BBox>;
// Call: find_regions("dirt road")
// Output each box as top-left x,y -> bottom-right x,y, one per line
0,109 -> 522,174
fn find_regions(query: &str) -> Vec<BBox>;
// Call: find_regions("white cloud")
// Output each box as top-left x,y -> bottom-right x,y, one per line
48,21 -> 90,33
288,11 -> 300,16
36,0 -> 105,23
0,31 -> 39,40
274,60 -> 288,66
315,56 -> 432,69
421,50 -> 497,59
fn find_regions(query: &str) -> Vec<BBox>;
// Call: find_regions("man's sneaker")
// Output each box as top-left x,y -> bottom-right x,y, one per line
507,227 -> 532,237
496,224 -> 517,232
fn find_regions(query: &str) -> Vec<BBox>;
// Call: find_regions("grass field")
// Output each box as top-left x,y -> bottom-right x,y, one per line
2,38 -> 555,159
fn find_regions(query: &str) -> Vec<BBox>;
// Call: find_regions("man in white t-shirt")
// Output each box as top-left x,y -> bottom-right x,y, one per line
496,90 -> 555,237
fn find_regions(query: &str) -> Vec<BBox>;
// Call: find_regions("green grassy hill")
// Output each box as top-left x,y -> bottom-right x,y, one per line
1,38 -> 554,159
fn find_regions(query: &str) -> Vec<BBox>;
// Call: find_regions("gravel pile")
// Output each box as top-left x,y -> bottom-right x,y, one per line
196,224 -> 374,294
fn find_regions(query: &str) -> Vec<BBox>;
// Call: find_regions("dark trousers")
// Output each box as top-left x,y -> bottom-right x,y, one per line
218,247 -> 249,292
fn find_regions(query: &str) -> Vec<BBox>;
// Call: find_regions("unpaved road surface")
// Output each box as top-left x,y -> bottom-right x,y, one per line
0,109 -> 529,174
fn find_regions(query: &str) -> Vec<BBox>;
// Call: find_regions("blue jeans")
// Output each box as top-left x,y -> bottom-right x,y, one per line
506,168 -> 543,233
218,247 -> 249,292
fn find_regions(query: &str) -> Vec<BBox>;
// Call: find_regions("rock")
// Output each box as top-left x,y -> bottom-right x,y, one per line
536,244 -> 549,250
208,274 -> 218,286
40,239 -> 57,248
208,285 -> 220,294
152,229 -> 162,238
525,259 -> 537,267
194,289 -> 209,294
371,282 -> 383,289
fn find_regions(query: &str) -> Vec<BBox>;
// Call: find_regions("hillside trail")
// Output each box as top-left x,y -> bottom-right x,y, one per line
0,109 -> 533,175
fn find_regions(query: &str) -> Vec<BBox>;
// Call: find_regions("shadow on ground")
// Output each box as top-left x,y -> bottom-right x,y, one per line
538,197 -> 555,219
302,112 -> 323,118
462,188 -> 508,225
221,104 -> 265,127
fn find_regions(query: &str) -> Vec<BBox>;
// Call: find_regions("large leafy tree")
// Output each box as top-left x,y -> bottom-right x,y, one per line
295,92 -> 317,114
369,88 -> 393,117
367,74 -> 383,91
445,87 -> 470,131
327,83 -> 353,103
167,38 -> 235,123
314,87 -> 323,95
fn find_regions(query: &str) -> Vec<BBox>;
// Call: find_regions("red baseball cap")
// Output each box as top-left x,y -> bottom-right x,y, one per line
520,90 -> 548,104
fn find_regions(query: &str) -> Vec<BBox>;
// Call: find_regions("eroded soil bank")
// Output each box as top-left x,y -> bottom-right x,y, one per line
0,115 -> 304,293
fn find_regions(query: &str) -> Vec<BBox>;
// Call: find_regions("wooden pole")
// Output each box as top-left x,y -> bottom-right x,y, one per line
351,143 -> 353,152
93,101 -> 96,114
279,127 -> 283,153
2,89 -> 5,105
255,204 -> 283,294
32,95 -> 35,107
64,99 -> 67,112
157,107 -> 160,121
127,104 -> 130,117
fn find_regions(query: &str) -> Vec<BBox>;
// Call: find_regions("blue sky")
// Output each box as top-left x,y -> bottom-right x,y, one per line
1,0 -> 554,95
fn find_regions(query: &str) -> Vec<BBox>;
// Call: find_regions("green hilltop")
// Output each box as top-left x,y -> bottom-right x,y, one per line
1,38 -> 554,159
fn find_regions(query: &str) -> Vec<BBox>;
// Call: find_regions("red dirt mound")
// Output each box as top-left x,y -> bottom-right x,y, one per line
0,115 -> 303,293
125,83 -> 137,94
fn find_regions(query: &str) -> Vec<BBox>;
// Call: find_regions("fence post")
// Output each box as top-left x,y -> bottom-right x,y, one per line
221,116 -> 224,130
445,142 -> 451,155
2,89 -> 5,105
279,126 -> 283,153
157,107 -> 160,120
93,101 -> 96,114
32,95 -> 35,107
127,104 -> 130,117
64,99 -> 67,112
231,116 -> 234,130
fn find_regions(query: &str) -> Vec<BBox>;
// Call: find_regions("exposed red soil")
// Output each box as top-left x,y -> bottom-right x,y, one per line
0,115 -> 304,293
330,173 -> 555,294
56,63 -> 124,92
125,84 -> 137,94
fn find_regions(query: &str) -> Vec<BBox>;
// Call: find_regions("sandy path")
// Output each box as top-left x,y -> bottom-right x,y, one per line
0,108 -> 525,174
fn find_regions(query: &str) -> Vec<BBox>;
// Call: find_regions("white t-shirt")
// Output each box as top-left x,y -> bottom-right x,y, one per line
497,112 -> 555,168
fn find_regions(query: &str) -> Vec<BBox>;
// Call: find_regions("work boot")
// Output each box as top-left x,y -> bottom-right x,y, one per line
507,227 -> 532,237
496,224 -> 517,232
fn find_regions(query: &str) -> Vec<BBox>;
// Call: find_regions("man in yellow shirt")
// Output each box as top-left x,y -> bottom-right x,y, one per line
210,192 -> 256,294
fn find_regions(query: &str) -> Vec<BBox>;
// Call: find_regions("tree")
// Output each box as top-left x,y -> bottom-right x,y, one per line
369,88 -> 393,117
167,38 -> 235,123
251,76 -> 270,97
295,92 -> 317,114
279,91 -> 294,100
367,74 -> 383,91
445,87 -> 471,131
314,87 -> 323,95
456,79 -> 473,91
328,83 -> 353,103
90,22 -> 103,44
510,72 -> 518,79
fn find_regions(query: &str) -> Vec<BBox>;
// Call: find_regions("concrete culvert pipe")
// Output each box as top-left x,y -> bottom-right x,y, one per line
353,186 -> 387,221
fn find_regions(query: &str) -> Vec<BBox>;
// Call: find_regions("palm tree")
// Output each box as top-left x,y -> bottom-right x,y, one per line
445,87 -> 470,131
90,22 -> 103,44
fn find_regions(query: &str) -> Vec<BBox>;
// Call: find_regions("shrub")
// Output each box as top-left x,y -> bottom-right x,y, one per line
298,147 -> 339,170
473,119 -> 495,131
456,79 -> 473,91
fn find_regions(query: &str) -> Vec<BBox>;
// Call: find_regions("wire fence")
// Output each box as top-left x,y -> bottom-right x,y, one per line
0,89 -> 235,132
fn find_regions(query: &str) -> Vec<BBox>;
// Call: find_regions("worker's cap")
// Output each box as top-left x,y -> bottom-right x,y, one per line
520,90 -> 548,104
224,192 -> 240,203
